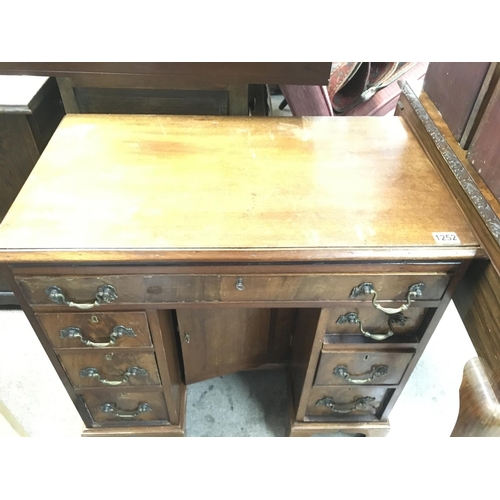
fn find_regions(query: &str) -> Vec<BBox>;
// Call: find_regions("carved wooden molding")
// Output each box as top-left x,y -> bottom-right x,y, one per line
400,81 -> 500,248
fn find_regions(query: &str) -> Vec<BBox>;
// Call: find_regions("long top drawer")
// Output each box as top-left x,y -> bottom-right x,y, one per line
16,272 -> 454,306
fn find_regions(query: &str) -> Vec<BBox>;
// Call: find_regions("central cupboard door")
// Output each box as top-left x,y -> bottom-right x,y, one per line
176,308 -> 294,384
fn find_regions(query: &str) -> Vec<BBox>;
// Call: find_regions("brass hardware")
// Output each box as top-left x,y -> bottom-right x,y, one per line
91,315 -> 99,323
336,312 -> 408,341
45,284 -> 118,309
99,402 -> 152,419
80,366 -> 148,386
349,282 -> 425,314
316,396 -> 378,414
333,365 -> 389,384
184,333 -> 190,344
105,354 -> 113,361
235,277 -> 245,291
60,325 -> 136,347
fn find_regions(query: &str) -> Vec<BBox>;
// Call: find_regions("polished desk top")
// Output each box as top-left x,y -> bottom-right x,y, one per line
0,114 -> 478,263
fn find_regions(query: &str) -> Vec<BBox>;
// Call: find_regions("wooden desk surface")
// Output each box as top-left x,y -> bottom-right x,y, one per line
0,114 -> 478,263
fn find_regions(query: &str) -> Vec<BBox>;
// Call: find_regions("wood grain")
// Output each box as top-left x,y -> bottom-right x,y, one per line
0,63 -> 332,86
36,311 -> 153,349
81,390 -> 169,423
423,62 -> 490,142
148,310 -> 184,425
306,386 -> 390,420
451,357 -> 500,437
314,349 -> 414,386
325,304 -> 427,336
0,115 -> 478,263
58,351 -> 161,388
468,78 -> 500,201
176,308 -> 273,384
454,259 -> 500,383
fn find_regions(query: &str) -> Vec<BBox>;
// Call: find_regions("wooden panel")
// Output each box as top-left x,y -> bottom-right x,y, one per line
468,79 -> 500,201
16,271 -> 452,306
453,259 -> 500,386
315,349 -> 415,386
221,273 -> 451,302
82,390 -> 169,424
460,63 -> 500,149
58,351 -> 161,388
36,311 -> 153,349
306,386 -> 391,420
17,274 -> 146,305
74,87 -> 229,115
290,308 -> 330,420
26,77 -> 64,152
176,308 -> 273,384
423,62 -> 490,142
398,82 -> 500,269
0,114 -> 39,221
0,114 -> 478,263
268,308 -> 297,362
147,310 -> 184,425
0,63 -> 332,86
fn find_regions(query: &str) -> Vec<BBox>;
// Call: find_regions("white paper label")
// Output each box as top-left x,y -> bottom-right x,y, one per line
432,232 -> 461,245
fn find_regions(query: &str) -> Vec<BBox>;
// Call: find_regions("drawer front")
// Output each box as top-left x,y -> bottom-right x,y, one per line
37,311 -> 153,349
306,386 -> 390,420
220,273 -> 451,302
315,350 -> 415,386
16,274 -> 221,305
325,305 -> 427,339
17,272 -> 451,306
82,391 -> 169,424
18,275 -> 145,306
59,351 -> 161,388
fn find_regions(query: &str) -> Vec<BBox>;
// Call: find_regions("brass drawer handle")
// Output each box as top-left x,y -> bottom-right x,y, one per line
99,402 -> 152,419
333,365 -> 389,384
350,282 -> 425,314
80,366 -> 148,386
336,312 -> 407,341
45,284 -> 118,309
60,325 -> 137,347
316,396 -> 378,414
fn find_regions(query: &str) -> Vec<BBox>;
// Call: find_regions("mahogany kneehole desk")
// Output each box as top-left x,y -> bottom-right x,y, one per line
0,113 -> 479,437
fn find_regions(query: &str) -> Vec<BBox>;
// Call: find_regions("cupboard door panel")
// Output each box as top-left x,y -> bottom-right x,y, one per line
177,308 -> 274,384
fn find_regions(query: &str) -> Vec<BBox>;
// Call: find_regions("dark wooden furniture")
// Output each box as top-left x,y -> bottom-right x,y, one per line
0,63 -> 331,117
409,63 -> 500,436
451,357 -> 500,436
0,113 -> 479,436
0,76 -> 64,305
